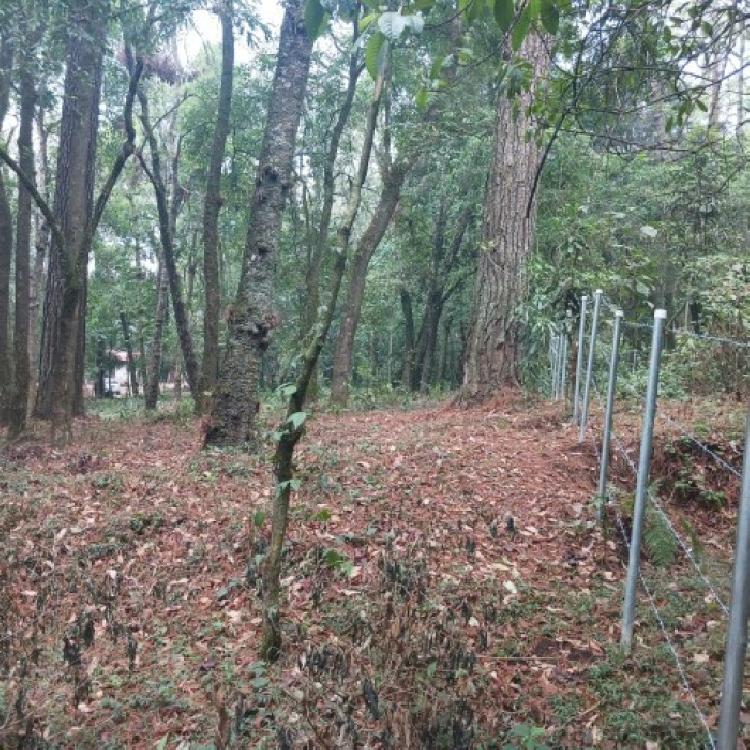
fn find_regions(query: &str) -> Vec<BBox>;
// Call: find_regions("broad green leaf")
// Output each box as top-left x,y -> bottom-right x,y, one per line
379,11 -> 408,39
493,0 -> 514,31
415,86 -> 429,110
304,0 -> 327,39
365,32 -> 386,80
540,0 -> 559,34
254,510 -> 266,527
359,12 -> 378,32
288,411 -> 307,429
511,4 -> 531,51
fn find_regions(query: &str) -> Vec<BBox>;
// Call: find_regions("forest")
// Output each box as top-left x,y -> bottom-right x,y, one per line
0,0 -> 749,746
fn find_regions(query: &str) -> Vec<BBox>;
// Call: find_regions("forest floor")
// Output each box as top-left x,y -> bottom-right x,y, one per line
0,393 -> 746,749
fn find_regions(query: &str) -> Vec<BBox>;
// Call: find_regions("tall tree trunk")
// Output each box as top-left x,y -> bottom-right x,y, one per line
44,5 -> 104,440
8,36 -> 37,438
399,287 -> 414,388
29,106 -> 50,412
205,0 -> 313,448
120,311 -> 138,396
329,159 -> 413,406
145,253 -> 168,409
138,87 -> 200,402
200,1 -> 234,413
0,31 -> 14,423
35,3 -> 107,427
460,33 -> 549,401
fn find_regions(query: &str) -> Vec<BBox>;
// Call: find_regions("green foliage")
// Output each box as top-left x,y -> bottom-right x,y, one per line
644,504 -> 677,567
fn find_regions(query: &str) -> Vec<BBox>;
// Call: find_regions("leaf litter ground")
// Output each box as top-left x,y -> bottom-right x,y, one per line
0,394 -> 745,749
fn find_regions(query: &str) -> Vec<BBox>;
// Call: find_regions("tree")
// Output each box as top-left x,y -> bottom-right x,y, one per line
7,5 -> 41,438
204,0 -> 313,448
199,0 -> 234,412
262,55 -> 387,660
0,28 -> 13,422
460,32 -> 550,400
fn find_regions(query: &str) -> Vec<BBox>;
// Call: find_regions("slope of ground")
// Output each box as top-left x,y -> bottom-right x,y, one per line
0,395 -> 743,748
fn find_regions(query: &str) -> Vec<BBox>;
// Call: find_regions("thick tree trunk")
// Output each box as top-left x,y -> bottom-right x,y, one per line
199,2 -> 234,413
138,89 -> 200,401
460,33 -> 549,401
0,33 -> 13,422
145,256 -> 168,409
43,1 -> 107,440
329,160 -> 412,405
8,43 -> 37,438
205,0 -> 313,448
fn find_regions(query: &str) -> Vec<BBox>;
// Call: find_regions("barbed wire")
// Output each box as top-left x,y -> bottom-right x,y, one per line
673,328 -> 750,350
611,507 -> 718,750
590,376 -> 730,615
657,410 -> 742,480
601,294 -> 749,350
588,403 -> 718,748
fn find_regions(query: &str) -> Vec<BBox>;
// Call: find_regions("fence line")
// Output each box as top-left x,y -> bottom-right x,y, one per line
590,375 -> 730,616
589,420 -> 718,748
560,291 -> 749,749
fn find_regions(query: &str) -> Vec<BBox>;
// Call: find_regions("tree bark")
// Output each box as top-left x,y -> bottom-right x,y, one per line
199,1 -> 234,413
0,32 -> 13,423
205,0 -> 313,448
40,0 -> 107,441
460,33 -> 549,401
29,106 -> 50,412
7,33 -> 37,438
399,287 -> 414,388
34,19 -> 141,433
329,158 -> 413,405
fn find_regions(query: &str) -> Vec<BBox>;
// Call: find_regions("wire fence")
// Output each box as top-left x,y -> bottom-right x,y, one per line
546,291 -> 749,749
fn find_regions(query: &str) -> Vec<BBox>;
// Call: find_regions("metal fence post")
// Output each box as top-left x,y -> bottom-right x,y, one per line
597,310 -> 623,524
555,328 -> 565,400
552,333 -> 561,399
621,308 -> 666,650
717,408 -> 750,750
560,310 -> 571,400
573,295 -> 589,423
578,289 -> 603,443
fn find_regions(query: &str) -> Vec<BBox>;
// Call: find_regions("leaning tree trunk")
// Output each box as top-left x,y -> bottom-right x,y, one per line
200,0 -> 234,413
261,61 -> 386,660
460,33 -> 549,401
329,160 -> 413,406
204,0 -> 313,448
138,87 -> 200,401
7,38 -> 37,438
300,27 -> 361,403
0,32 -> 13,422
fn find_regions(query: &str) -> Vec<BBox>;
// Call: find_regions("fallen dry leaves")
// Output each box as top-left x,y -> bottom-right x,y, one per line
0,394 -> 745,748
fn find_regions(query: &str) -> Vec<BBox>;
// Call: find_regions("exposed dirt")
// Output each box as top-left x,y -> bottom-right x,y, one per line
0,395 -> 745,749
